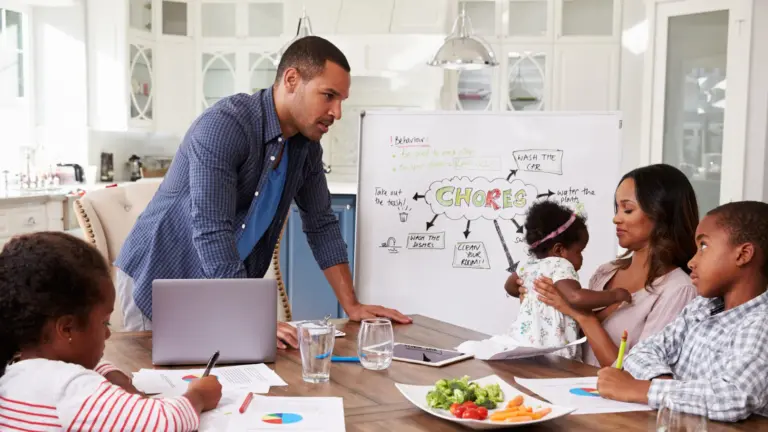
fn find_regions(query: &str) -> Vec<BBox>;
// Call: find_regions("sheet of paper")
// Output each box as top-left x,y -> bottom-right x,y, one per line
199,390 -> 252,432
226,396 -> 345,431
132,364 -> 284,395
288,321 -> 346,337
514,376 -> 653,415
456,335 -> 587,360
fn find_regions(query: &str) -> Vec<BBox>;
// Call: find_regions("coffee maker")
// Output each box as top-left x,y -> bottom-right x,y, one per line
128,154 -> 143,181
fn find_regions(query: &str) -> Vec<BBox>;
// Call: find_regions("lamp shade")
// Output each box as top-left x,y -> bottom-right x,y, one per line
428,6 -> 498,70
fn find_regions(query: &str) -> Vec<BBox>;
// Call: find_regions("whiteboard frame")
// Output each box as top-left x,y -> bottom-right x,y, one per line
352,110 -> 623,300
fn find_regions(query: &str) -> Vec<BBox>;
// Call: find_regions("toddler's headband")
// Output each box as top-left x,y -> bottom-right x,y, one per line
530,213 -> 577,249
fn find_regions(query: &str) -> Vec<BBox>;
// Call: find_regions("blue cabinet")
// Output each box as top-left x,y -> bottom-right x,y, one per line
279,194 -> 356,320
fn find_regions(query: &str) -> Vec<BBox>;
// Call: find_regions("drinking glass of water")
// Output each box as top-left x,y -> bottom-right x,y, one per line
297,321 -> 336,383
357,318 -> 394,370
656,394 -> 708,432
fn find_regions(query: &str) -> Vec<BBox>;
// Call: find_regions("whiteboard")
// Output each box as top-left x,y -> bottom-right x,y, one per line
355,111 -> 622,335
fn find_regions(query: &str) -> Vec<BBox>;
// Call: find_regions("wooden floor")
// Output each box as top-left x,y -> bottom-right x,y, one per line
104,314 -> 768,431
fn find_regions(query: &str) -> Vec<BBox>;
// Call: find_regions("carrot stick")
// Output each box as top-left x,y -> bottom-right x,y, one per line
507,395 -> 524,408
505,416 -> 534,423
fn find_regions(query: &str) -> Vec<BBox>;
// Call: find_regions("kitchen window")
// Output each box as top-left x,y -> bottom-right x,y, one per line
0,2 -> 33,173
0,6 -> 27,100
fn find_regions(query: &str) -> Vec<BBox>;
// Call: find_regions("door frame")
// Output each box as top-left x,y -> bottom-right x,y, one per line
639,0 -> 752,204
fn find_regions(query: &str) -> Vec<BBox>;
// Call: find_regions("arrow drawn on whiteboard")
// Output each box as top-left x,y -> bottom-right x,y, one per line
506,170 -> 518,181
426,215 -> 439,230
537,189 -> 555,199
413,192 -> 425,201
493,220 -> 519,273
463,220 -> 471,239
511,218 -> 524,234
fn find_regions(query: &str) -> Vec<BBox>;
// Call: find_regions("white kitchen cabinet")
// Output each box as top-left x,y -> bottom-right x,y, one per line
0,199 -> 65,245
198,0 -> 285,41
197,47 -> 279,111
336,0 -> 394,34
154,39 -> 196,136
390,0 -> 449,34
446,0 -> 621,112
552,43 -> 619,110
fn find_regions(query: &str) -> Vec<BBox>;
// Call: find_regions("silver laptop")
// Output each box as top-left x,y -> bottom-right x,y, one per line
152,279 -> 277,366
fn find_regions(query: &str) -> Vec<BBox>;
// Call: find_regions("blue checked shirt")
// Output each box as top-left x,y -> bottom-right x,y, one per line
623,291 -> 768,422
115,88 -> 348,320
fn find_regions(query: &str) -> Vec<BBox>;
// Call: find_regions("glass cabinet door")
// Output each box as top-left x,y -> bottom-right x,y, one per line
162,0 -> 188,36
248,2 -> 283,37
201,52 -> 236,110
506,0 -> 549,37
129,0 -> 152,32
249,52 -> 278,93
201,2 -> 237,38
558,0 -> 616,37
129,44 -> 153,122
459,0 -> 497,37
456,68 -> 494,111
505,50 -> 547,111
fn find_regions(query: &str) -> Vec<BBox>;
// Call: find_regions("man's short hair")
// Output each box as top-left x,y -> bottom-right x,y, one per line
275,36 -> 350,83
708,201 -> 768,277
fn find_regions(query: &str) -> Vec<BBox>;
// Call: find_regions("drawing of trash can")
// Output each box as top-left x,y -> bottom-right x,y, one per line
399,212 -> 408,222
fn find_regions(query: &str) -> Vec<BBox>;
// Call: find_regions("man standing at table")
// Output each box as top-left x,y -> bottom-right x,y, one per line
115,36 -> 411,346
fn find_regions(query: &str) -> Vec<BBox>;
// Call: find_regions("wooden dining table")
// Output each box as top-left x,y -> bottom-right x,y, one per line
103,314 -> 767,431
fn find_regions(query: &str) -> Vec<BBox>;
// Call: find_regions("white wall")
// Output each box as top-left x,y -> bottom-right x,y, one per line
745,0 -> 768,202
617,0 -> 646,175
32,2 -> 89,168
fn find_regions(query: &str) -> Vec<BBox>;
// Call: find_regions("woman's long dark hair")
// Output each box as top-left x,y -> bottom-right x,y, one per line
613,164 -> 699,289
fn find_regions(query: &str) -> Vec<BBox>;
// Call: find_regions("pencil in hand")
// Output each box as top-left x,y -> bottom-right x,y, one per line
615,330 -> 628,369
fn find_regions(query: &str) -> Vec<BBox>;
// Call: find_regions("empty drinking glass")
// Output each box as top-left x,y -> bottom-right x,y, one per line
357,318 -> 394,370
297,321 -> 336,383
656,394 -> 709,432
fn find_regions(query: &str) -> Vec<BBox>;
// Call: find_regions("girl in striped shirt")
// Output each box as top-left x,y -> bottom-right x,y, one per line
0,232 -> 222,431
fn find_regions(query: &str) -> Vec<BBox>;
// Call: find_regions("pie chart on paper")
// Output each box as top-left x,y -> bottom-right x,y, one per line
261,413 -> 303,424
569,387 -> 600,397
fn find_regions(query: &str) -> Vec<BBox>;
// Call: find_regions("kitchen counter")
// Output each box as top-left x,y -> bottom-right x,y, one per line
0,188 -> 68,205
0,176 -> 357,205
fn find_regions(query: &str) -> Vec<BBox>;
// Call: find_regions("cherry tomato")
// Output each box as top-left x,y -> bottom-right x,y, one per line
475,406 -> 488,419
452,404 -> 467,418
462,408 -> 482,420
461,401 -> 477,408
449,403 -> 461,417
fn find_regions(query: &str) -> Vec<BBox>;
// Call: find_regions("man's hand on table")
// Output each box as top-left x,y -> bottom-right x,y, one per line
346,303 -> 412,324
277,321 -> 299,349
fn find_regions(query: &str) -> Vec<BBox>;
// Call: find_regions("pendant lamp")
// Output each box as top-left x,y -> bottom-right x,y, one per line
428,4 -> 498,70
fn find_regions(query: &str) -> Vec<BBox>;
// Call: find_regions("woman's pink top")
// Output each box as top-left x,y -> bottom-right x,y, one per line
582,262 -> 697,367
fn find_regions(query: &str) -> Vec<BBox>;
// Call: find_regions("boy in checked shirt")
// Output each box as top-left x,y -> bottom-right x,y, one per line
596,201 -> 768,422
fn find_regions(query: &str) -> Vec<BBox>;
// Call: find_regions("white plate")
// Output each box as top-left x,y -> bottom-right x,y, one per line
395,375 -> 576,430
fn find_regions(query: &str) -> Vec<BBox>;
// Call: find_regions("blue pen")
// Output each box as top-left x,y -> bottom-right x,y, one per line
331,356 -> 360,363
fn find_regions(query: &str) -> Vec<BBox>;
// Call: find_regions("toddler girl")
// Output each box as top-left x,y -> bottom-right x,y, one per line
509,201 -> 630,359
